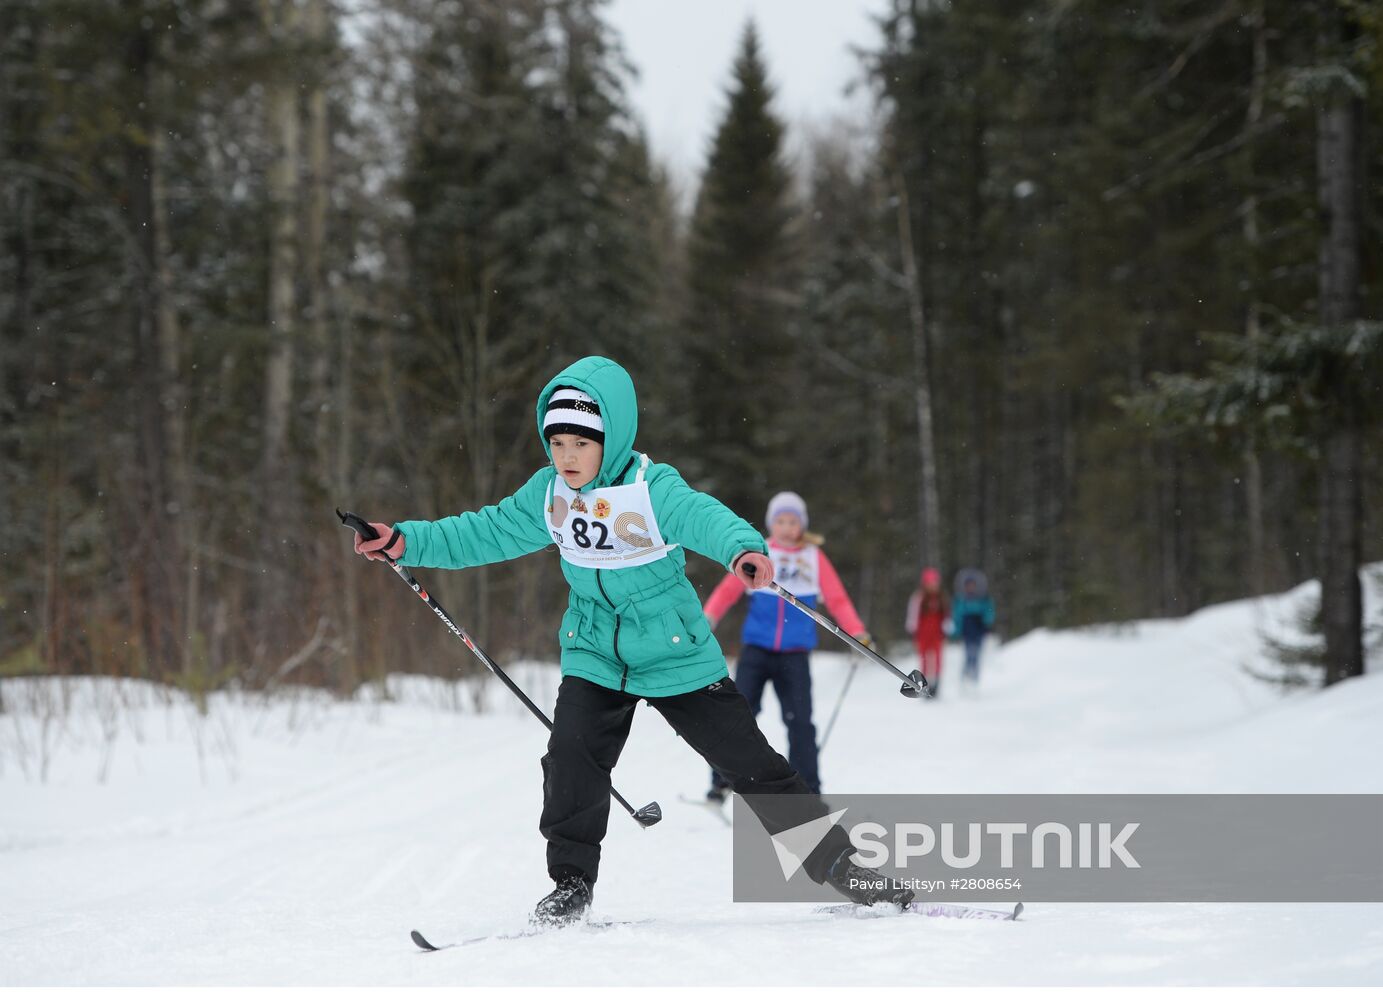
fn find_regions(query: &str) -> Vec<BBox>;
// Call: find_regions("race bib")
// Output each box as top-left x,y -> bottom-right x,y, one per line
546,453 -> 677,569
771,545 -> 821,598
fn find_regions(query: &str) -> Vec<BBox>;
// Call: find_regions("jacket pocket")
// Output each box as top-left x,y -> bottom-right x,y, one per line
559,606 -> 587,651
669,602 -> 714,649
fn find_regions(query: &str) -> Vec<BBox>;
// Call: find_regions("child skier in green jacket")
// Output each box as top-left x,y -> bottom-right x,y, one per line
353,356 -> 912,925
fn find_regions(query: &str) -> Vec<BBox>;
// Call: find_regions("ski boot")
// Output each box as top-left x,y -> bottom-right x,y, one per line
706,785 -> 729,805
532,871 -> 594,928
825,847 -> 915,908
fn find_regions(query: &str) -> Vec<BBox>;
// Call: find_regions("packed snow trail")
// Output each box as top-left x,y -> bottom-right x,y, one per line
3,572 -> 1381,985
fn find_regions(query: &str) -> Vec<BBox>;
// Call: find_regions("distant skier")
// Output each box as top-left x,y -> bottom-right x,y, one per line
350,357 -> 911,928
952,568 -> 996,688
701,491 -> 872,798
905,567 -> 950,697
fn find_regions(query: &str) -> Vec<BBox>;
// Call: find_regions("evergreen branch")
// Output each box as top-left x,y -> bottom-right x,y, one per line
1118,320 -> 1382,446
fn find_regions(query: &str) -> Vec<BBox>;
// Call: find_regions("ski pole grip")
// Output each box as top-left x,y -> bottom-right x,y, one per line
336,508 -> 380,541
737,552 -> 761,579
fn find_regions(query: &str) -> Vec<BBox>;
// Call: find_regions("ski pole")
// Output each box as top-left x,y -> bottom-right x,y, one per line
337,509 -> 662,828
817,659 -> 859,752
744,565 -> 931,698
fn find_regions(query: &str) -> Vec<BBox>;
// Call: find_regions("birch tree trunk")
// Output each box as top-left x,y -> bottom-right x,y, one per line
259,0 -> 301,657
152,92 -> 195,676
305,0 -> 333,494
893,172 -> 942,569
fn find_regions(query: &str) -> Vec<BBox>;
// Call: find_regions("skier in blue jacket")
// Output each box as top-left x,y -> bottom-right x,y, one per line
952,569 -> 996,687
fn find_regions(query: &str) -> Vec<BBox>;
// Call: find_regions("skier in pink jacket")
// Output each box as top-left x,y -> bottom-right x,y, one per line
702,491 -> 871,797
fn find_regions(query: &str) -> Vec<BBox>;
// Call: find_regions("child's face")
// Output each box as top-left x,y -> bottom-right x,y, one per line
550,433 -> 602,489
770,512 -> 804,545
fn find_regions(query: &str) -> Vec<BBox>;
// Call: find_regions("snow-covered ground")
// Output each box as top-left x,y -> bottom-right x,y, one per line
3,571 -> 1382,986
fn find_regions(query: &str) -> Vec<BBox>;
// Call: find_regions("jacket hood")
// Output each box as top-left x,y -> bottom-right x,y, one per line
954,567 -> 989,596
536,356 -> 638,490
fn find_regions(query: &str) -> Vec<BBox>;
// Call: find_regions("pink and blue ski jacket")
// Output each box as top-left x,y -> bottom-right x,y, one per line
703,539 -> 866,652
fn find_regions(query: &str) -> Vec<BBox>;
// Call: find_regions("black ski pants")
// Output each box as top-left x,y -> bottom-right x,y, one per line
710,645 -> 821,793
539,674 -> 850,886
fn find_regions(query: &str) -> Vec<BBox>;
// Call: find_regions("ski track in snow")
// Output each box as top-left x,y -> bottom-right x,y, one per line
2,572 -> 1382,985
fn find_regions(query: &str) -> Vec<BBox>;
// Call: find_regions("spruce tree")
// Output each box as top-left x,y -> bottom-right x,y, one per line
684,22 -> 795,521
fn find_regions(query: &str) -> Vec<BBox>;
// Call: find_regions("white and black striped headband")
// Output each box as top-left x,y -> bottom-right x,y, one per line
544,387 -> 605,443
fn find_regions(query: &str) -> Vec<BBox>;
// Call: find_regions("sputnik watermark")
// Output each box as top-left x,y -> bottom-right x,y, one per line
847,820 -> 1140,869
768,811 -> 1139,875
733,794 -> 1383,902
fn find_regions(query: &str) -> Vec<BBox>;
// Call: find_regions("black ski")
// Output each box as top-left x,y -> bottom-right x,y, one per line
411,929 -> 449,952
411,919 -> 650,952
412,901 -> 1020,951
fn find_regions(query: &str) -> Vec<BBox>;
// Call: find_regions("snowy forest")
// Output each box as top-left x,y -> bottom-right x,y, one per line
3,0 -> 1381,699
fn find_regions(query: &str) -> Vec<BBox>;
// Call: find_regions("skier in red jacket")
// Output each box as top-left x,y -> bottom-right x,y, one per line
905,567 -> 950,697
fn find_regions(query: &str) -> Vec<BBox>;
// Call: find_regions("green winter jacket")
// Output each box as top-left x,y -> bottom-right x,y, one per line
392,356 -> 767,697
